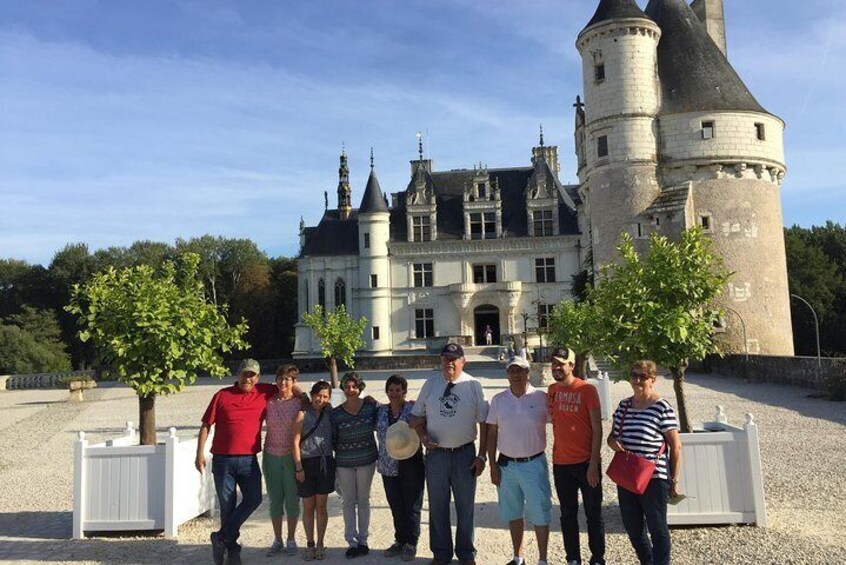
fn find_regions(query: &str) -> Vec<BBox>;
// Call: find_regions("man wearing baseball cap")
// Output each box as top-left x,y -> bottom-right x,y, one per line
411,342 -> 489,565
486,356 -> 551,565
196,359 -> 279,565
548,348 -> 605,565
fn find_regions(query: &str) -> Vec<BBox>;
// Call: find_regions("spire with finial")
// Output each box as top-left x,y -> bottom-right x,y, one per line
539,124 -> 545,147
416,131 -> 424,161
337,144 -> 352,219
370,147 -> 374,171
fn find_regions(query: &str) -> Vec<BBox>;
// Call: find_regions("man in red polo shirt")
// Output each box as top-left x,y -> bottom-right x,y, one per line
196,359 -> 277,565
548,348 -> 605,565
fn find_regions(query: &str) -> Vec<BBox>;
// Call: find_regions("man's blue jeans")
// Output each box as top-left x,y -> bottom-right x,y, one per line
617,478 -> 671,565
212,455 -> 263,548
425,445 -> 477,562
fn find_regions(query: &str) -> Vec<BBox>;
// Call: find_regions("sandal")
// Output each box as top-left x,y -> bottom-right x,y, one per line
315,545 -> 326,560
303,544 -> 316,562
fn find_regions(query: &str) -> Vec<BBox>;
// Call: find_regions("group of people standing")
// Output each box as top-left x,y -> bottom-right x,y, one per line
196,344 -> 682,565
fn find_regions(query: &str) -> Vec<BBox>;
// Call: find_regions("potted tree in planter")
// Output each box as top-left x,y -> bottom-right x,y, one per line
558,229 -> 767,526
66,253 -> 248,537
302,304 -> 366,396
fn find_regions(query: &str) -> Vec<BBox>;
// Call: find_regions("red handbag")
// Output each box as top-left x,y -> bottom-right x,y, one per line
606,401 -> 665,495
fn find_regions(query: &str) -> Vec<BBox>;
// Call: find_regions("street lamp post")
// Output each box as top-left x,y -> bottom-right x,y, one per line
790,293 -> 822,386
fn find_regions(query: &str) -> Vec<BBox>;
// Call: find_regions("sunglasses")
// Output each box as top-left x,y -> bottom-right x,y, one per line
629,372 -> 654,381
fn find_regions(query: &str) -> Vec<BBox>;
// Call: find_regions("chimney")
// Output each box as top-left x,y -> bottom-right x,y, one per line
691,0 -> 727,57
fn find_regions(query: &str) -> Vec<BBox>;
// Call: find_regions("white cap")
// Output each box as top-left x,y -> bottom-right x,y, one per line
506,356 -> 531,370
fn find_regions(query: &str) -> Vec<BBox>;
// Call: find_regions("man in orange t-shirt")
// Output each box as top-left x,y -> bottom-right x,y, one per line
548,348 -> 605,565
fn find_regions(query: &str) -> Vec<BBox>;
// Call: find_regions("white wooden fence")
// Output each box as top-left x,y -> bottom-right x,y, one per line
73,423 -> 215,538
668,407 -> 767,526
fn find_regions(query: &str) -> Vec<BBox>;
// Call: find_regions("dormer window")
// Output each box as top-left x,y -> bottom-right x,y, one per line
470,212 -> 496,240
412,215 -> 432,242
532,210 -> 554,236
478,182 -> 487,199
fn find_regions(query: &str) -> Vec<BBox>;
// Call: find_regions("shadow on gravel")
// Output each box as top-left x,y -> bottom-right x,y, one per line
0,538 -> 200,564
17,400 -> 65,406
686,372 -> 846,427
469,502 -> 629,534
0,511 -> 72,539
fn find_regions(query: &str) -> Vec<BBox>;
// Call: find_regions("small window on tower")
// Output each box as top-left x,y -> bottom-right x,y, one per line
363,233 -> 370,248
699,214 -> 713,233
372,326 -> 380,341
755,123 -> 766,141
701,121 -> 715,140
597,135 -> 609,158
633,222 -> 646,239
595,63 -> 606,82
370,274 -> 378,288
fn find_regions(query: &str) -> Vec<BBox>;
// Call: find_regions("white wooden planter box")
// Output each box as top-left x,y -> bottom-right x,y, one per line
668,407 -> 767,526
73,422 -> 216,539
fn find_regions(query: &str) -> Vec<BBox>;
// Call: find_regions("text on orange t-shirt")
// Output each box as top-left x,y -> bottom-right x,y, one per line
548,378 -> 600,465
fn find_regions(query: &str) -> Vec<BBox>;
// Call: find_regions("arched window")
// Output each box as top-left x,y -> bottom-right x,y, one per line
317,278 -> 326,309
335,278 -> 346,310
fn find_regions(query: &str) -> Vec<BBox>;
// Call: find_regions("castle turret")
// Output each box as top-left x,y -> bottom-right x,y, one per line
357,150 -> 392,353
576,0 -> 662,269
690,0 -> 726,56
645,0 -> 793,355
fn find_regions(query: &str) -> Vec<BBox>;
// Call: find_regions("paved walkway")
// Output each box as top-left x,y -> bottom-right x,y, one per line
0,368 -> 844,564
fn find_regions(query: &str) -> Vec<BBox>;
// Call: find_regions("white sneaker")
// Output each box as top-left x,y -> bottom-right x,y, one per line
266,539 -> 284,556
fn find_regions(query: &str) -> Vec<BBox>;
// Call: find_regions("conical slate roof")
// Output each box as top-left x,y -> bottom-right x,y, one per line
645,0 -> 766,114
358,169 -> 389,214
583,0 -> 647,31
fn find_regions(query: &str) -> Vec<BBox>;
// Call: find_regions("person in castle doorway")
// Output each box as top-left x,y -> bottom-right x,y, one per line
376,374 -> 425,562
548,347 -> 606,565
262,364 -> 303,557
411,343 -> 489,565
485,325 -> 493,346
608,360 -> 683,565
486,356 -> 552,565
196,359 -> 278,565
293,380 -> 336,561
332,372 -> 379,559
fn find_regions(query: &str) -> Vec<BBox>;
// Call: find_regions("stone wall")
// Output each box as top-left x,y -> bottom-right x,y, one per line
0,370 -> 96,391
696,354 -> 843,388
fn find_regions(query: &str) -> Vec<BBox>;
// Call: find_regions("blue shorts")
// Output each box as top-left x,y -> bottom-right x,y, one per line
497,454 -> 552,526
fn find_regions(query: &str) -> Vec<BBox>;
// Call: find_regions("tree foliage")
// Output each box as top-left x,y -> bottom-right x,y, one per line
301,304 -> 366,388
552,229 -> 731,432
66,253 -> 249,444
785,222 -> 846,356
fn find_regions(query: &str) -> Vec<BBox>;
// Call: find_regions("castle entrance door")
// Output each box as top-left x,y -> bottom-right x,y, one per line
474,305 -> 500,346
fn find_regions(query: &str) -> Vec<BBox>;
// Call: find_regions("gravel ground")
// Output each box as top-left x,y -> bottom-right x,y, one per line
0,368 -> 843,564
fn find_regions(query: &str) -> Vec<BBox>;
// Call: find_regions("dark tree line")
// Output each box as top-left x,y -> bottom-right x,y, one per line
785,222 -> 846,357
0,237 -> 298,373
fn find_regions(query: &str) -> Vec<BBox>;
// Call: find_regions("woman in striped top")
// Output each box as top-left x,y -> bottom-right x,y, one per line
607,360 -> 682,565
332,372 -> 379,559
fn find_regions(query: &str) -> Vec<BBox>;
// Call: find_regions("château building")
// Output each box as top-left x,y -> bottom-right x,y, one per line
294,0 -> 793,358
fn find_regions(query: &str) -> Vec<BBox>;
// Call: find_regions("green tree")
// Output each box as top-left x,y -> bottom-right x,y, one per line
548,300 -> 601,377
66,253 -> 249,445
0,325 -> 71,374
270,257 -> 298,357
572,229 -> 731,432
301,304 -> 366,388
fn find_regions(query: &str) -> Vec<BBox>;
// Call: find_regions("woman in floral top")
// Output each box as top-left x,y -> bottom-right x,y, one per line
262,365 -> 303,557
376,374 -> 425,562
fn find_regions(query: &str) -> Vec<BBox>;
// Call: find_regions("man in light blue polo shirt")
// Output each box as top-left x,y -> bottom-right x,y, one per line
486,356 -> 551,565
411,343 -> 489,565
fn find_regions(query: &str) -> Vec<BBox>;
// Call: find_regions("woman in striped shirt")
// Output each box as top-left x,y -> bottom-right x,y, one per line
607,360 -> 682,565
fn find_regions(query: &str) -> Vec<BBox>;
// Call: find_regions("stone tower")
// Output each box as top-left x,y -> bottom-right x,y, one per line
356,152 -> 392,353
576,0 -> 662,268
577,0 -> 794,355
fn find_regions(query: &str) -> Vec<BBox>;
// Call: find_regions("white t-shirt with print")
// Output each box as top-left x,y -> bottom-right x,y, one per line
411,371 -> 489,449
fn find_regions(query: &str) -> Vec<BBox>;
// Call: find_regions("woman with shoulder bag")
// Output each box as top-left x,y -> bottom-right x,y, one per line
293,380 -> 335,561
607,360 -> 683,565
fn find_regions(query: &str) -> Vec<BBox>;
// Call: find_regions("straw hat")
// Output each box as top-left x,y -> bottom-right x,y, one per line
386,421 -> 420,460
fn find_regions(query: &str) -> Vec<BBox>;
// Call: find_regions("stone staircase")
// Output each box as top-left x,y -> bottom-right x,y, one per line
463,345 -> 507,374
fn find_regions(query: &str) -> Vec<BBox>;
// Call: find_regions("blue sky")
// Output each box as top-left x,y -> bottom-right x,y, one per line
1,0 -> 844,265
